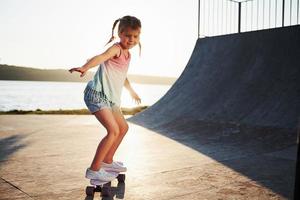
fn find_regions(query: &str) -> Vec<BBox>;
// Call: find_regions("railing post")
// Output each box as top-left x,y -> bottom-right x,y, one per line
297,0 -> 299,24
238,2 -> 242,33
282,0 -> 285,26
198,0 -> 200,38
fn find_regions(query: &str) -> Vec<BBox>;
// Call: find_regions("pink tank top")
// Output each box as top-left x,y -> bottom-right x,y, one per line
85,43 -> 131,107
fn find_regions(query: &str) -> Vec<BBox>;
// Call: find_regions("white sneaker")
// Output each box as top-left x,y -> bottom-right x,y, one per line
101,161 -> 127,173
102,161 -> 125,167
85,168 -> 116,182
115,161 -> 124,166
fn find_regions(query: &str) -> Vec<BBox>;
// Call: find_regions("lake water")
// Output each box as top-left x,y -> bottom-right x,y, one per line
0,80 -> 172,111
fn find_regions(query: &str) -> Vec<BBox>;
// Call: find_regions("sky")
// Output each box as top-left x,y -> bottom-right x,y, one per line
0,0 -> 198,78
1,0 -> 298,78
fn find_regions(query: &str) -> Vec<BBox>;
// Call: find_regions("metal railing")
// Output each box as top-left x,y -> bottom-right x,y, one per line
198,0 -> 300,38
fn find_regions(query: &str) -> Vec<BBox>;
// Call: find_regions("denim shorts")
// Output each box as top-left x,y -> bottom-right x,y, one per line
84,97 -> 112,113
84,87 -> 117,113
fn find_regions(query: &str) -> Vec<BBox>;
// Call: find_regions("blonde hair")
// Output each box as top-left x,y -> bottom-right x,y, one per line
106,16 -> 142,55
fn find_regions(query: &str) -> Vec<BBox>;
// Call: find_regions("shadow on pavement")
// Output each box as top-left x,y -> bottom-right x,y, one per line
0,134 -> 27,165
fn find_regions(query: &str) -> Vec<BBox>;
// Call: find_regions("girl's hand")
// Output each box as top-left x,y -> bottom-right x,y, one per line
69,67 -> 87,77
130,91 -> 141,105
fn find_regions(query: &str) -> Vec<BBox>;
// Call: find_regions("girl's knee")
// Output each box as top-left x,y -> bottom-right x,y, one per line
120,124 -> 129,136
107,125 -> 120,138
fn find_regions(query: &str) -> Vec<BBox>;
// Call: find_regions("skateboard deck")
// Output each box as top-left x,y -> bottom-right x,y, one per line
85,172 -> 126,197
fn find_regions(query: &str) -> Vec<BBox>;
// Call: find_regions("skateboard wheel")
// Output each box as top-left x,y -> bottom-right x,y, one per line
85,186 -> 95,196
117,174 -> 126,182
101,186 -> 111,197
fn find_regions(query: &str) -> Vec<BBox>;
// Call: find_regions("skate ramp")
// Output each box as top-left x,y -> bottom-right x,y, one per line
130,25 -> 300,129
128,25 -> 300,198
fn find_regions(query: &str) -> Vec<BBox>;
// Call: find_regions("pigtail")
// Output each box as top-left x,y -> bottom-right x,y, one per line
105,18 -> 120,46
138,42 -> 142,57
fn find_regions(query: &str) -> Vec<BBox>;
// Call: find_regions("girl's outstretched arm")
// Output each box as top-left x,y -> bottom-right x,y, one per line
69,45 -> 120,77
124,78 -> 141,104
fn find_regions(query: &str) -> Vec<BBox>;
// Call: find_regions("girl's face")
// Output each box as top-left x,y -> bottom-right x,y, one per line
119,27 -> 141,49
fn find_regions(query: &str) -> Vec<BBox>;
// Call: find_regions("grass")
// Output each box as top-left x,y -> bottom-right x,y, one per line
0,106 -> 149,116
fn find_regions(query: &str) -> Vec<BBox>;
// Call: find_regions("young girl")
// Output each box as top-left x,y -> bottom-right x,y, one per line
69,15 -> 142,181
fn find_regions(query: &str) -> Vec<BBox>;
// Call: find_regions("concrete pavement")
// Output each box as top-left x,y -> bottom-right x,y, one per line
0,115 -> 297,199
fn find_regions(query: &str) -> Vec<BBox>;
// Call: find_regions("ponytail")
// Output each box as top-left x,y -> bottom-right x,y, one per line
105,18 -> 120,45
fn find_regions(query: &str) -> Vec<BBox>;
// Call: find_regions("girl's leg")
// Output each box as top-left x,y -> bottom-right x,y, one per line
90,108 -> 120,171
103,107 -> 129,163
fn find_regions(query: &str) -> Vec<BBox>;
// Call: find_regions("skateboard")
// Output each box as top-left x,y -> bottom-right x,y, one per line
85,172 -> 126,197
